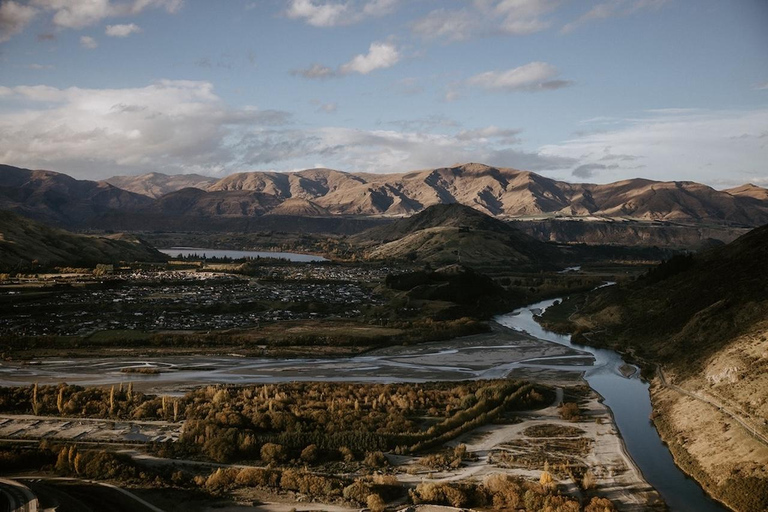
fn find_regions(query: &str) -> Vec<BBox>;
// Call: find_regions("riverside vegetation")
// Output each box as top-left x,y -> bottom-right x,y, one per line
0,380 -> 624,512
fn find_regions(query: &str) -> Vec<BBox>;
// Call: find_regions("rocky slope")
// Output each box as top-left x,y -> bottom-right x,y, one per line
0,210 -> 167,270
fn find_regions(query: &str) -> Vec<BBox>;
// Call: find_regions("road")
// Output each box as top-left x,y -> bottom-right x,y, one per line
13,477 -> 163,512
0,479 -> 38,512
657,368 -> 768,447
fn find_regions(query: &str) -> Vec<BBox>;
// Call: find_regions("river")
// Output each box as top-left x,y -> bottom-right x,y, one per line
0,294 -> 728,510
496,297 -> 727,512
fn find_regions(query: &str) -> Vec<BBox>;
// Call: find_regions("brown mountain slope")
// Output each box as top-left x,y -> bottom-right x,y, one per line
6,163 -> 768,232
105,172 -> 217,198
725,183 -> 768,201
0,210 -> 167,270
541,226 -> 768,511
264,198 -> 330,217
354,203 -> 561,268
145,187 -> 282,217
0,165 -> 154,228
201,163 -> 768,225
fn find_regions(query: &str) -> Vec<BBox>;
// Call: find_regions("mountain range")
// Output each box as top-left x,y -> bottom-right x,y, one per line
106,163 -> 768,225
1,163 -> 767,234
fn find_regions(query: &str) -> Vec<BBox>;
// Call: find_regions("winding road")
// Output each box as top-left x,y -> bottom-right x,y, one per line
0,479 -> 38,512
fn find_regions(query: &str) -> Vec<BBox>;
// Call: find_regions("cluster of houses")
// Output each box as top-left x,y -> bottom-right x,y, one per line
2,269 -> 382,336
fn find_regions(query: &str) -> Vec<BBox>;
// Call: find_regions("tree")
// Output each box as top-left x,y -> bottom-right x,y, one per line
260,443 -> 287,464
300,444 -> 318,463
582,469 -> 596,490
367,493 -> 386,512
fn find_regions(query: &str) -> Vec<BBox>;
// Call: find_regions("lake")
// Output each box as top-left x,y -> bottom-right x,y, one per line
160,247 -> 327,262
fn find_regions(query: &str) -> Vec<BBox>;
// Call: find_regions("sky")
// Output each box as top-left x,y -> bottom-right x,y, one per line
0,0 -> 767,188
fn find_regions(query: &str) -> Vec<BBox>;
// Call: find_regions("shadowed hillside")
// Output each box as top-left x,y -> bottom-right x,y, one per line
553,223 -> 768,371
106,172 -> 218,199
0,164 -> 154,228
354,203 -> 561,268
0,210 -> 167,270
540,225 -> 768,512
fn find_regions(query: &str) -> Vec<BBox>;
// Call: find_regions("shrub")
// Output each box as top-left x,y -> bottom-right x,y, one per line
260,443 -> 287,464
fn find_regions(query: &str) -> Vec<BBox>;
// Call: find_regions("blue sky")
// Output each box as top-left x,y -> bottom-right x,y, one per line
0,0 -> 766,187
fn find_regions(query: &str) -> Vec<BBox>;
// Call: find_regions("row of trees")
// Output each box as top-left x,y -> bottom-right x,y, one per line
175,380 -> 550,462
0,380 -> 551,464
0,442 -> 619,511
411,473 -> 617,512
0,383 -> 183,421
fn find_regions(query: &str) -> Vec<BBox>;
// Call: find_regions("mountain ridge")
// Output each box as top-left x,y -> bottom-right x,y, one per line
2,164 -> 767,230
117,163 -> 768,225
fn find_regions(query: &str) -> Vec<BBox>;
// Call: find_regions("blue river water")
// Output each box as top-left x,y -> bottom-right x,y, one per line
496,298 -> 728,512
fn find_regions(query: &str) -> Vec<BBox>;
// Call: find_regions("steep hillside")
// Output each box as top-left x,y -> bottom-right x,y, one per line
541,226 -> 768,511
557,225 -> 768,368
0,165 -> 154,228
0,210 -> 167,270
514,219 -> 747,249
354,204 -> 561,268
105,172 -> 217,198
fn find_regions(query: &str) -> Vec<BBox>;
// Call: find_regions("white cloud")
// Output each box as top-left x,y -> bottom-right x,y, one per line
0,1 -> 37,42
293,41 -> 400,79
0,79 -> 574,178
467,61 -> 573,92
540,108 -> 768,186
340,41 -> 399,75
561,0 -> 668,33
284,0 -> 398,27
412,0 -> 558,42
291,63 -> 336,80
315,102 -> 338,113
486,0 -> 558,35
0,0 -> 181,40
34,0 -> 113,29
26,63 -> 55,70
456,126 -> 521,145
105,23 -> 141,37
411,8 -> 480,42
754,81 -> 768,91
307,126 -> 572,173
80,35 -> 98,48
0,80 -> 293,178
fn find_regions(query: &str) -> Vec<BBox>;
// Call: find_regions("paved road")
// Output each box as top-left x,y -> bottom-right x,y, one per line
15,477 -> 164,512
0,479 -> 38,512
